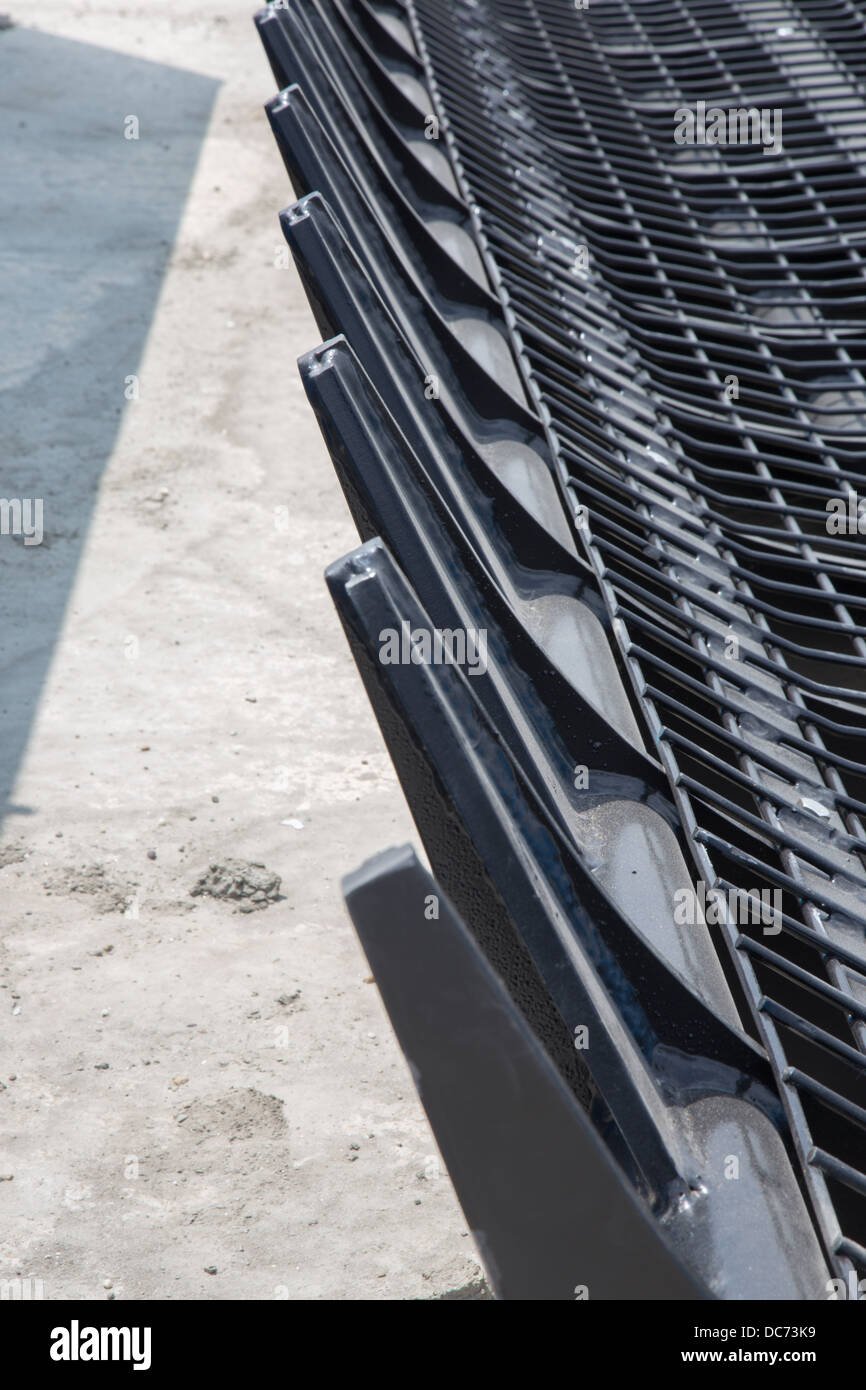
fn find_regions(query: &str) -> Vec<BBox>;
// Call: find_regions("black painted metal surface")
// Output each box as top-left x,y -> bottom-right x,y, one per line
255,0 -> 866,1296
344,844 -> 707,1301
403,0 -> 866,1284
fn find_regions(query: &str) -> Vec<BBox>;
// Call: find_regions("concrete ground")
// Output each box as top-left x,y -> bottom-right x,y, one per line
0,0 -> 484,1300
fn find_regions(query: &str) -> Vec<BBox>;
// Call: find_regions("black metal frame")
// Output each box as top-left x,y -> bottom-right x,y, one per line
255,0 -> 866,1296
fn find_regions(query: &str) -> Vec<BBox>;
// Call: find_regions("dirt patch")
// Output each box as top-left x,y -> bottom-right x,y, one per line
43,862 -> 134,913
190,859 -> 281,912
177,1088 -> 286,1142
436,1277 -> 494,1300
0,844 -> 28,868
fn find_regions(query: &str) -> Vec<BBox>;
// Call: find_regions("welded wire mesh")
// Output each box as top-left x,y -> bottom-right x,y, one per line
407,0 -> 866,1276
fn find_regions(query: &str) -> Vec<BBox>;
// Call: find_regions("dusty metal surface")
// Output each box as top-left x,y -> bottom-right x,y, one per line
258,0 -> 866,1295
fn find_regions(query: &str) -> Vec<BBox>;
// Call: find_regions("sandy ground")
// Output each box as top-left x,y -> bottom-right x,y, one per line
0,0 -> 485,1300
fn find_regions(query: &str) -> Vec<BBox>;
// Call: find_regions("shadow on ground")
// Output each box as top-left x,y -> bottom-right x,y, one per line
0,24 -> 219,824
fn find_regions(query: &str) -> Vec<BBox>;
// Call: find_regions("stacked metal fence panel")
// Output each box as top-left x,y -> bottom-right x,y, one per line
403,0 -> 866,1286
256,0 -> 866,1297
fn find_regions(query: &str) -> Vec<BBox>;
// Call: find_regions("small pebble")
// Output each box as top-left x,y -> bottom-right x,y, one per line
147,849 -> 156,861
